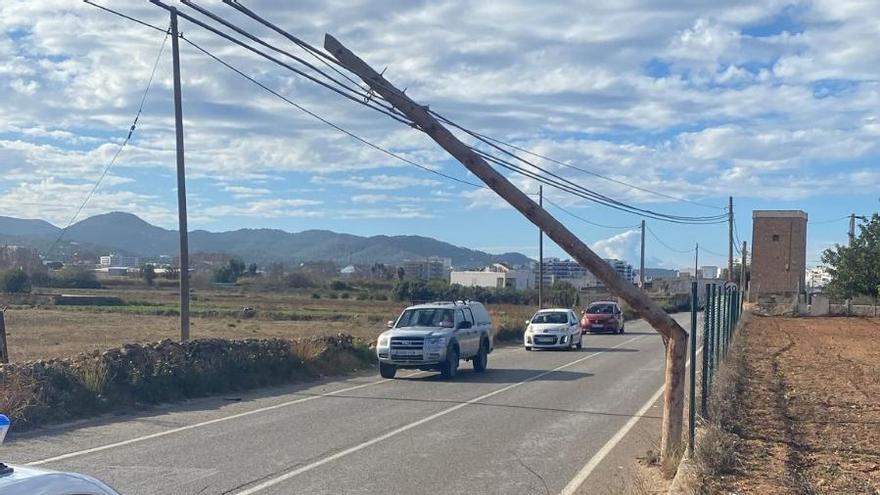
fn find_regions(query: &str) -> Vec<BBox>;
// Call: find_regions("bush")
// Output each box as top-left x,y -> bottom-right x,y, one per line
0,269 -> 31,293
329,279 -> 351,291
340,292 -> 350,299
50,266 -> 101,289
311,292 -> 321,299
0,335 -> 374,428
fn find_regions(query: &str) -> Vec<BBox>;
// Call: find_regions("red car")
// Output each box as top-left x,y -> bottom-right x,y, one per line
580,301 -> 625,334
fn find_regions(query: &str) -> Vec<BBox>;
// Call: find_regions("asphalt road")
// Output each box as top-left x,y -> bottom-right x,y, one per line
5,312 -> 697,494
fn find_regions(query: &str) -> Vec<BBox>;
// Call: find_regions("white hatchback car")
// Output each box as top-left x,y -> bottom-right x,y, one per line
524,308 -> 583,351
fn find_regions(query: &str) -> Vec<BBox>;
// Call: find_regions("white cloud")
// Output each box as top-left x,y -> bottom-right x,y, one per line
591,229 -> 641,260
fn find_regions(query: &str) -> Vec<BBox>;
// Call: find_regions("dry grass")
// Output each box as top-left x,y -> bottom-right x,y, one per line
0,287 -> 536,361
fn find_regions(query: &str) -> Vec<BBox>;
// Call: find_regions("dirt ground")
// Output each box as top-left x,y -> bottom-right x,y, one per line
719,317 -> 880,494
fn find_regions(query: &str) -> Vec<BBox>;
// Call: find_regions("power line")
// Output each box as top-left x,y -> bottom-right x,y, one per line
157,0 -> 729,225
811,215 -> 850,224
156,0 -> 415,127
85,1 -> 483,190
122,2 -> 730,225
433,114 -> 724,211
181,37 -> 485,189
645,225 -> 695,254
473,147 -> 728,224
543,198 -> 640,230
45,23 -> 170,258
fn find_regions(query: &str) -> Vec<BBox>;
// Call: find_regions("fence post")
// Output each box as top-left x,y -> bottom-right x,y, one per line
688,281 -> 698,456
0,307 -> 8,364
701,284 -> 711,418
712,284 -> 719,370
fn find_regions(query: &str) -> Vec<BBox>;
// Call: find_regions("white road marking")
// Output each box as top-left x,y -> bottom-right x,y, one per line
559,344 -> 704,495
27,373 -> 421,466
233,335 -> 645,494
25,345 -> 521,466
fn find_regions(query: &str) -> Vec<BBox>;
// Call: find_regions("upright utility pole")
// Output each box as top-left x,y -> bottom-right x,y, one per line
849,214 -> 856,245
538,185 -> 544,309
728,196 -> 734,282
694,243 -> 699,282
639,220 -> 646,289
325,34 -> 690,461
170,8 -> 190,342
740,241 -> 747,288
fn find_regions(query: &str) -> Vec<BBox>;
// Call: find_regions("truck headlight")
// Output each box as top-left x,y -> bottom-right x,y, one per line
378,336 -> 389,347
425,336 -> 446,347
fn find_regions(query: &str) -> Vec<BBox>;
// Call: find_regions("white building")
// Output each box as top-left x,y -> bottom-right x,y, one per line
99,254 -> 140,268
806,266 -> 831,288
700,266 -> 719,279
450,263 -> 534,290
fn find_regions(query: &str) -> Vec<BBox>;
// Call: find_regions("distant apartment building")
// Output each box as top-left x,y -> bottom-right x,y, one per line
400,258 -> 448,281
535,257 -> 634,289
99,254 -> 140,268
450,263 -> 534,290
750,210 -> 808,301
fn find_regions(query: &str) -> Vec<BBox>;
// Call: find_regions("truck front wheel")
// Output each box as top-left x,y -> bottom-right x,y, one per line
440,345 -> 459,379
379,362 -> 397,378
472,340 -> 488,372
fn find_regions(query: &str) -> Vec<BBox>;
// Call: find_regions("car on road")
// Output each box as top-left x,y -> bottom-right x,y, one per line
580,301 -> 625,334
0,414 -> 120,495
524,308 -> 583,351
376,301 -> 494,379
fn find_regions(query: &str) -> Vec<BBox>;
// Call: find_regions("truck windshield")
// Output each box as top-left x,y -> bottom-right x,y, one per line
396,308 -> 455,328
531,312 -> 568,324
587,304 -> 614,314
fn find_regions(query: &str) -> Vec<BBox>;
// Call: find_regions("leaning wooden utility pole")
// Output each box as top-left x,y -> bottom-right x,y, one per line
170,7 -> 191,342
325,34 -> 689,459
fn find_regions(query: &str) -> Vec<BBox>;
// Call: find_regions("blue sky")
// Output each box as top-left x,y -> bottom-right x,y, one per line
0,0 -> 877,270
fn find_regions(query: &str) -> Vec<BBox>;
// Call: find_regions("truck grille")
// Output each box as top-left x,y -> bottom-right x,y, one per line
390,336 -> 425,351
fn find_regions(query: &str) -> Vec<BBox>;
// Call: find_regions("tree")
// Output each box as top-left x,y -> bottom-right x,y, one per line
247,263 -> 258,277
142,264 -> 156,286
213,258 -> 247,284
822,213 -> 880,300
0,269 -> 31,293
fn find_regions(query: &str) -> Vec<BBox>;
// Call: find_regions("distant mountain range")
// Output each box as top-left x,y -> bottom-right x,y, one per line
0,212 -> 533,268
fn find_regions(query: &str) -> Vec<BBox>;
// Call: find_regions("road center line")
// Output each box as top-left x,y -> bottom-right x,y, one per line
559,344 -> 703,495
233,334 -> 646,495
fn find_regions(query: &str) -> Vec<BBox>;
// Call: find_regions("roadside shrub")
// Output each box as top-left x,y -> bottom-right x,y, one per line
695,423 -> 738,477
51,266 -> 101,289
0,335 -> 374,429
340,292 -> 350,299
311,293 -> 321,299
328,292 -> 339,299
0,269 -> 31,293
329,279 -> 351,291
494,317 -> 526,342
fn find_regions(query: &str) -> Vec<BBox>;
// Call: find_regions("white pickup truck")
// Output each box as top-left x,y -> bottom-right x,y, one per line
376,301 -> 494,379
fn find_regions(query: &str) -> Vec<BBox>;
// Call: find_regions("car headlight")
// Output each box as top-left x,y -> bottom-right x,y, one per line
378,336 -> 389,347
425,336 -> 446,347
560,335 -> 567,343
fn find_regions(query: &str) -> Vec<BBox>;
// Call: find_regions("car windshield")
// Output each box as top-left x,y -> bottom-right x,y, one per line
531,311 -> 568,324
396,308 -> 455,328
586,304 -> 615,314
